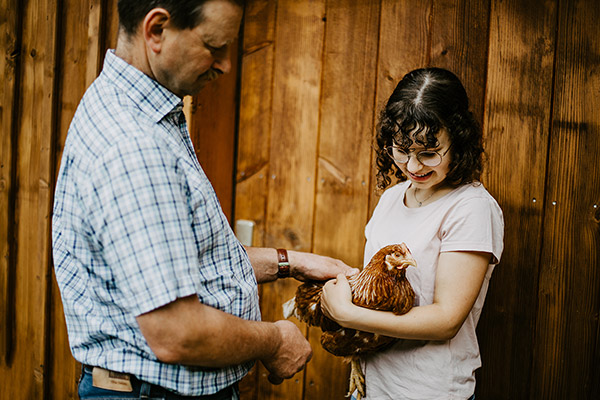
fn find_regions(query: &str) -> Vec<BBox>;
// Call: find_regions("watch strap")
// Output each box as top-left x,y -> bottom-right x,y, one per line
276,249 -> 290,278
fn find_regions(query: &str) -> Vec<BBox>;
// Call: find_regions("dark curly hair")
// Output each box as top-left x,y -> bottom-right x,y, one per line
117,0 -> 244,36
375,67 -> 483,190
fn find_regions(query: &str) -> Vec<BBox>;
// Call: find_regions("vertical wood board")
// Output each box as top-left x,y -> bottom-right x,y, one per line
369,0 -> 431,216
477,1 -> 558,397
235,0 -> 277,248
430,0 -> 490,122
306,0 -> 381,397
257,1 -> 326,399
235,2 -> 278,398
531,0 -> 600,397
190,38 -> 240,222
49,0 -> 107,398
0,0 -> 21,365
0,0 -> 59,398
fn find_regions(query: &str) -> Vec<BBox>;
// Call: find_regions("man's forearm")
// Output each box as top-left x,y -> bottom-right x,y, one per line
137,295 -> 280,367
245,246 -> 281,283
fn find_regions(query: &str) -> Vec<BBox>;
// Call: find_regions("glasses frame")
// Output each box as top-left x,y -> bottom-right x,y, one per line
385,144 -> 452,167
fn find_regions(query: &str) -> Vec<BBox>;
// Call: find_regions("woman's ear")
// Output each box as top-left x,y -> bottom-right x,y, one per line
142,8 -> 170,54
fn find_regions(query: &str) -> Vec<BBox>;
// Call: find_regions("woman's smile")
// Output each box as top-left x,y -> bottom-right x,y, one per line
407,170 -> 433,182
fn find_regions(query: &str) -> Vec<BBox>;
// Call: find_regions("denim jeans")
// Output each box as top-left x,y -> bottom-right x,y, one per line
78,366 -> 237,400
350,392 -> 475,399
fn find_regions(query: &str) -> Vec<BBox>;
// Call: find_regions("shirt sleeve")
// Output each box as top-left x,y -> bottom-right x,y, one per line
439,194 -> 504,264
86,135 -> 202,316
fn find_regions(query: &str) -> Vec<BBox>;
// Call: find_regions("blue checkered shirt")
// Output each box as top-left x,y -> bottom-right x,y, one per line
52,50 -> 260,396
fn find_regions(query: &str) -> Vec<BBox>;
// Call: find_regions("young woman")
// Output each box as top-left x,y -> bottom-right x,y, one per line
321,67 -> 504,400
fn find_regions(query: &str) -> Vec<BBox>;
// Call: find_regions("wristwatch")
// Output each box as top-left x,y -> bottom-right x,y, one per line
276,248 -> 290,278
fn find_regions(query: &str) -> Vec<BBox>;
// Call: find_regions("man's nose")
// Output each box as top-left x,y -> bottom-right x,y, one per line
212,52 -> 232,75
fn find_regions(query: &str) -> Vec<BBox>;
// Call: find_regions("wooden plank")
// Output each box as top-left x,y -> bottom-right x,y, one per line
102,0 -> 119,52
306,0 -> 380,398
49,0 -> 106,398
256,1 -> 325,399
0,0 -> 59,397
189,38 -> 240,222
430,0 -> 490,123
476,1 -> 558,397
235,0 -> 277,248
530,0 -> 600,397
0,0 -> 20,365
369,0 -> 431,216
235,1 -> 278,398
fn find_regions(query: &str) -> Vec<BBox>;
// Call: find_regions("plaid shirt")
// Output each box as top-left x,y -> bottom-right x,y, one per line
52,50 -> 260,396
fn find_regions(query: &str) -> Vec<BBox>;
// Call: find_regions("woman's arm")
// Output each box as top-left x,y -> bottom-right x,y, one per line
245,246 -> 358,283
321,251 -> 491,341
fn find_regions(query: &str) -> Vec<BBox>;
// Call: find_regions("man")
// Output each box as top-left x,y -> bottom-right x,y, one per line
52,1 -> 355,399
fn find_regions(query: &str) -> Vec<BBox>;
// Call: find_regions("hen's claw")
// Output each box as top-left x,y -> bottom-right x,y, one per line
347,358 -> 365,400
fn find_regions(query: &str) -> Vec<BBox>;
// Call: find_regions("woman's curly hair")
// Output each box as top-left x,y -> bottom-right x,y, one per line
375,67 -> 483,190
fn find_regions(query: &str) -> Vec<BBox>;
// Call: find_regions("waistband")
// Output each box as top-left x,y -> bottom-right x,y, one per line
81,365 -> 236,400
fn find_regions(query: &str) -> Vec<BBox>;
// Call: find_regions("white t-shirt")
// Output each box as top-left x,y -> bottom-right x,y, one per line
362,181 -> 504,400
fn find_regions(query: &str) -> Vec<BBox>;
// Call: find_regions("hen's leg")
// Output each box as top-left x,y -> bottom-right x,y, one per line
347,358 -> 365,399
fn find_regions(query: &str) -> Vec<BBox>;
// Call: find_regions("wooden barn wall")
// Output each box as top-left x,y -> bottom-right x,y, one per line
234,1 -> 600,400
0,1 -> 598,399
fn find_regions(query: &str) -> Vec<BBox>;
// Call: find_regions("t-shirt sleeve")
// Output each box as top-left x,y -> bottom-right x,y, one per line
439,195 -> 504,264
86,136 -> 202,316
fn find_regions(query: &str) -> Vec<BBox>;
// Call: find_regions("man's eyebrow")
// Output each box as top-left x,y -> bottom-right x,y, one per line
202,34 -> 234,49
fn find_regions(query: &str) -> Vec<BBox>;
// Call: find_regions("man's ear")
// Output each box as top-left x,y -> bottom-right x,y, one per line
142,8 -> 170,53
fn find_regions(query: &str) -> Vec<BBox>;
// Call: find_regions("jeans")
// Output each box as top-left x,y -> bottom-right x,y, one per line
78,366 -> 237,400
350,393 -> 475,400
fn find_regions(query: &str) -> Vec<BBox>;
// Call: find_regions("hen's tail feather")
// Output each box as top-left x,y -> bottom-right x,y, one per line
282,298 -> 296,319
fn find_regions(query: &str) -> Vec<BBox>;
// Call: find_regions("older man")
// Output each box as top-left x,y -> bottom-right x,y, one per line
52,1 -> 354,399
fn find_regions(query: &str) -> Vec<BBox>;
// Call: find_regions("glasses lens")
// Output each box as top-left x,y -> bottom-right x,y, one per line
417,151 -> 442,167
386,147 -> 408,163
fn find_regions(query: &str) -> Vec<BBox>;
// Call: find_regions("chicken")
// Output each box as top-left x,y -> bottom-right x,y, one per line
283,243 -> 417,399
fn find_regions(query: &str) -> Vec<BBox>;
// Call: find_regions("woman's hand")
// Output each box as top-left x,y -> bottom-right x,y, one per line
321,273 -> 356,325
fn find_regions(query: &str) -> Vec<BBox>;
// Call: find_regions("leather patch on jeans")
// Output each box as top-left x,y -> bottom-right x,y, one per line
92,367 -> 133,392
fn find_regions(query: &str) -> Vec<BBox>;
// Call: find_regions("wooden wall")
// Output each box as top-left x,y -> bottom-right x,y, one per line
0,0 -> 598,399
235,0 -> 600,399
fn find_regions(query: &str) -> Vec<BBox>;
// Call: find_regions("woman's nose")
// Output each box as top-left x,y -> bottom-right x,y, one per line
406,154 -> 424,172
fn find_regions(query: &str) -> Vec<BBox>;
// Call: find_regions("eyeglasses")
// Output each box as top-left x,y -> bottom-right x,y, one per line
385,145 -> 451,167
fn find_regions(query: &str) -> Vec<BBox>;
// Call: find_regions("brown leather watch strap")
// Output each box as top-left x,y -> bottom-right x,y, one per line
276,248 -> 290,278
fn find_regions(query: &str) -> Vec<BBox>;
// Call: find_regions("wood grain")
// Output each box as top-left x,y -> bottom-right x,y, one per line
235,0 -> 277,249
0,0 -> 20,366
1,0 -> 600,399
477,0 -> 557,397
306,0 -> 380,398
235,1 -> 278,398
430,0 -> 490,123
0,0 -> 59,398
48,0 -> 108,397
190,38 -> 240,223
257,1 -> 326,399
531,0 -> 600,397
369,0 -> 431,216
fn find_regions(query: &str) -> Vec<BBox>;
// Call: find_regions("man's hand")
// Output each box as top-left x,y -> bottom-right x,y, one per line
261,320 -> 313,384
287,250 -> 359,281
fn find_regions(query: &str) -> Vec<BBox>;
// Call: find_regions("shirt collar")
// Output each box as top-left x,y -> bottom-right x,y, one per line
101,49 -> 183,123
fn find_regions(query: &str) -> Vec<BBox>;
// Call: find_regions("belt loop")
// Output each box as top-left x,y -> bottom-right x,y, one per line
140,381 -> 152,398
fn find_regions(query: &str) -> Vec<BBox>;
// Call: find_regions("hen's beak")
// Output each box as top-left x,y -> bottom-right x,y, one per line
400,257 -> 417,269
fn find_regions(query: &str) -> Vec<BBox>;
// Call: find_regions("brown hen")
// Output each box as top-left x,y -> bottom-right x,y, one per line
283,243 -> 416,399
